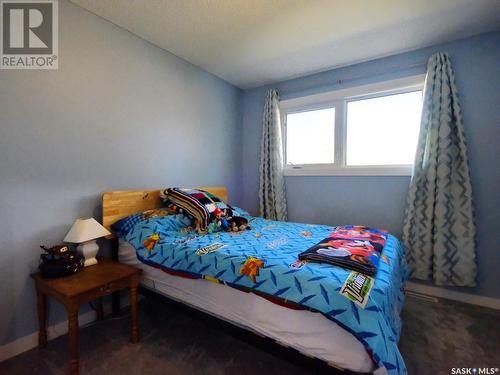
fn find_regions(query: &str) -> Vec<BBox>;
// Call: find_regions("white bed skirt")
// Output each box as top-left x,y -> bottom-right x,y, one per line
119,239 -> 374,373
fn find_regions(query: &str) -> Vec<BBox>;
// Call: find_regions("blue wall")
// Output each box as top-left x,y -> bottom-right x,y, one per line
240,31 -> 500,299
0,0 -> 241,345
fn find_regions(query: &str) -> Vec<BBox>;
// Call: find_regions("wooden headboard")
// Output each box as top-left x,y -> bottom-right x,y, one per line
102,187 -> 228,236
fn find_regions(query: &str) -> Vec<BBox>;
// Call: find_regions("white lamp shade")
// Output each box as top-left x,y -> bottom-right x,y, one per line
64,218 -> 111,243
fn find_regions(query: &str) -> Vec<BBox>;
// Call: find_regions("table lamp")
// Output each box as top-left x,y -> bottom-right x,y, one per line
64,218 -> 111,267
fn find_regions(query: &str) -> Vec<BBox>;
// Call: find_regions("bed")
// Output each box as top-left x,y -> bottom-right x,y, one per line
102,188 -> 408,375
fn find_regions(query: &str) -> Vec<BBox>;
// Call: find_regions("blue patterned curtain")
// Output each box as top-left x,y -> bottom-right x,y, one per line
403,53 -> 476,286
259,89 -> 288,221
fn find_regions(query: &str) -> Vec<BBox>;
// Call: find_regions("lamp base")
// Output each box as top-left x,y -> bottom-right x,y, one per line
77,240 -> 99,267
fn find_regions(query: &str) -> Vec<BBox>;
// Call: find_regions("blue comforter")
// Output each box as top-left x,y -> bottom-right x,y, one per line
121,214 -> 408,374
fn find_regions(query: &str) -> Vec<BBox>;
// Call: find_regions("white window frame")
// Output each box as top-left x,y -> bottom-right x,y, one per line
280,75 -> 425,176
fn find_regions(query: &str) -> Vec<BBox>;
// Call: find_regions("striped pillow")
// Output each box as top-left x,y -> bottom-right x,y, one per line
160,188 -> 230,234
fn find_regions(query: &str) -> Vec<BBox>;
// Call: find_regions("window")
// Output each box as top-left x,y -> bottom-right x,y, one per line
280,75 -> 424,176
346,91 -> 422,166
285,107 -> 335,165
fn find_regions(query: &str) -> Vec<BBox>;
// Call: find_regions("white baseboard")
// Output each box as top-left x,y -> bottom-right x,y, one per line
0,298 -> 131,364
406,281 -> 500,310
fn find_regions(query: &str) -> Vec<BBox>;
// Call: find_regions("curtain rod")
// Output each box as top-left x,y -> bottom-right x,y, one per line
281,61 -> 428,98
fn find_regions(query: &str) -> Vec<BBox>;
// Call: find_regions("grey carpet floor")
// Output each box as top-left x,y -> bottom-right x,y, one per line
1,293 -> 499,375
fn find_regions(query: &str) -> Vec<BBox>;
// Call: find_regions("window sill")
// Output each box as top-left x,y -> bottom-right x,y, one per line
283,166 -> 413,177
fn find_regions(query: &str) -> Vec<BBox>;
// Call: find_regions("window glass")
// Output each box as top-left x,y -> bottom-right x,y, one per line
346,91 -> 422,166
286,107 -> 335,165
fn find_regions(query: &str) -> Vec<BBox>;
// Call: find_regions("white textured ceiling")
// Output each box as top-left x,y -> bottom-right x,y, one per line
70,0 -> 500,88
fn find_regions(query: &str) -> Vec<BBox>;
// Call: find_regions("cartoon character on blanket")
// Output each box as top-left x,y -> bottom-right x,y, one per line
299,225 -> 387,276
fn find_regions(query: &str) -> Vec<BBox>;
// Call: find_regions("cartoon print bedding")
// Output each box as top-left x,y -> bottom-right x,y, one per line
116,214 -> 409,374
299,225 -> 388,276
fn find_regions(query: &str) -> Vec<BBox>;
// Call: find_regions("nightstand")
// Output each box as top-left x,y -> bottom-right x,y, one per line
31,259 -> 142,375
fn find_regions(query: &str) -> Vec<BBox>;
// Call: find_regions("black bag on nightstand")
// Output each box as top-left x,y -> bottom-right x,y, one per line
39,245 -> 84,278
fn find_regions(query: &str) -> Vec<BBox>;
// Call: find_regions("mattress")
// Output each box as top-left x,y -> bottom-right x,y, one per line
119,239 -> 374,373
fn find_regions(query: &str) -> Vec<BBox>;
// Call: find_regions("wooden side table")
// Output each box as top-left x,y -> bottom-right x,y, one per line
31,259 -> 142,375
